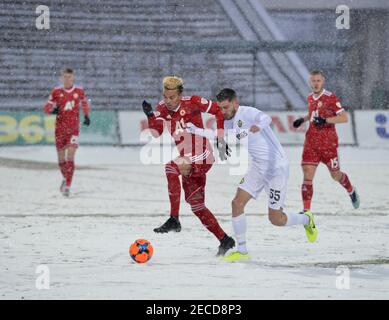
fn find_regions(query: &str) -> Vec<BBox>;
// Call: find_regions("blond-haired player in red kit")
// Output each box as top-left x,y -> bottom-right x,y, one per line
43,68 -> 90,197
142,76 -> 235,256
293,70 -> 360,211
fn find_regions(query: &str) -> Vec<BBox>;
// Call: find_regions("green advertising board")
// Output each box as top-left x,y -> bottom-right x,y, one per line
0,110 -> 119,145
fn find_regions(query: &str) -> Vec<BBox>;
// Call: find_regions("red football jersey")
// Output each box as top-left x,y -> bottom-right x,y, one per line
44,86 -> 89,134
148,95 -> 224,163
305,89 -> 344,149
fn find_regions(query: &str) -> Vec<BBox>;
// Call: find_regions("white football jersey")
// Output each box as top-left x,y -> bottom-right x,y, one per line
224,106 -> 288,178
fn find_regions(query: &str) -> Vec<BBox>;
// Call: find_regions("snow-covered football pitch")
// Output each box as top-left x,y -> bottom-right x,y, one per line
0,145 -> 388,299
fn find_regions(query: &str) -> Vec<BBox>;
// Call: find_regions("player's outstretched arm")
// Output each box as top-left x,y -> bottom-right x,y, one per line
185,122 -> 231,160
325,111 -> 348,124
81,90 -> 91,126
142,100 -> 164,137
43,89 -> 59,115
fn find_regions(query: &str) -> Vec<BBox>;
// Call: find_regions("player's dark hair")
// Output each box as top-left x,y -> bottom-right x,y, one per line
310,69 -> 325,78
216,88 -> 237,102
61,67 -> 74,74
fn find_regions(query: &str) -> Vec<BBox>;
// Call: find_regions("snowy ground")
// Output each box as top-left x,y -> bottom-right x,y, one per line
0,145 -> 388,299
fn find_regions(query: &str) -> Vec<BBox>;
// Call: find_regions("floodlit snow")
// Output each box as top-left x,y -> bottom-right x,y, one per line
0,146 -> 388,299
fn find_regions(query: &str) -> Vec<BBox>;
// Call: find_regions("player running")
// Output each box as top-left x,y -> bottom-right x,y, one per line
293,70 -> 360,211
43,68 -> 91,197
141,76 -> 235,256
186,88 -> 317,262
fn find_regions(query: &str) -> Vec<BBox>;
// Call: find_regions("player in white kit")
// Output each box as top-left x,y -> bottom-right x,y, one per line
186,88 -> 318,262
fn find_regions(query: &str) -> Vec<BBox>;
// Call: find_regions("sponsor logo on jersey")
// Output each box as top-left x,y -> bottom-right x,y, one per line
236,131 -> 248,140
237,120 -> 243,127
201,97 -> 208,105
180,110 -> 186,116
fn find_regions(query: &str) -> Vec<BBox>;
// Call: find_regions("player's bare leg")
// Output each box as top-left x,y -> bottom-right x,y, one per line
329,169 -> 360,209
268,207 -> 317,242
153,156 -> 191,233
57,148 -> 67,193
302,165 -> 317,211
62,146 -> 76,197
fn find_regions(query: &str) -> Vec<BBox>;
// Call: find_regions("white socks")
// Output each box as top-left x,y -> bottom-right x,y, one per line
285,211 -> 309,226
232,214 -> 248,254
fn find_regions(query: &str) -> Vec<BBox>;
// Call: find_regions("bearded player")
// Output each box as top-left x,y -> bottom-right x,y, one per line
293,70 -> 360,211
186,88 -> 317,262
141,76 -> 235,256
43,68 -> 91,197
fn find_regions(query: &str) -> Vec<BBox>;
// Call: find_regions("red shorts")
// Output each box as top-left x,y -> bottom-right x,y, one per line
55,129 -> 79,151
301,144 -> 340,171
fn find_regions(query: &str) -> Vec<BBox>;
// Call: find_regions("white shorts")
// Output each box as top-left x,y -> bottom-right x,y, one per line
238,163 -> 289,210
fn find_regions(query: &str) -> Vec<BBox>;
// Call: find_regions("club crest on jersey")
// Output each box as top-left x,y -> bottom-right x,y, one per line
60,93 -> 64,97
336,101 -> 342,108
317,101 -> 323,108
237,120 -> 243,127
239,177 -> 245,184
154,111 -> 161,117
166,114 -> 172,120
73,93 -> 79,99
180,110 -> 186,116
201,97 -> 208,104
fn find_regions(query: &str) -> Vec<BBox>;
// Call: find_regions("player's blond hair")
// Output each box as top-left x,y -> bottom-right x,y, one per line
163,76 -> 184,93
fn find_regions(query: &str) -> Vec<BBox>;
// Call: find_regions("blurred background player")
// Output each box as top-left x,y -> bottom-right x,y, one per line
187,88 -> 318,262
43,68 -> 91,197
142,76 -> 234,256
293,70 -> 360,211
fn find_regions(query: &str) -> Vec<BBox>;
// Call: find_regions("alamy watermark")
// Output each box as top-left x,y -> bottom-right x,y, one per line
336,5 -> 350,30
335,265 -> 350,290
35,265 -> 50,290
35,5 -> 50,30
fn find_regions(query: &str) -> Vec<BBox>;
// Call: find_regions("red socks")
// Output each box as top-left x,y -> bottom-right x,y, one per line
302,180 -> 313,211
302,173 -> 353,210
60,161 -> 75,187
190,204 -> 226,241
165,162 -> 181,218
339,172 -> 353,193
59,161 -> 67,179
59,161 -> 75,187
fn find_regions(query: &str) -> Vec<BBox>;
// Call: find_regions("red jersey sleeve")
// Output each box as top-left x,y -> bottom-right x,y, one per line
190,96 -> 224,137
330,94 -> 345,115
43,88 -> 58,114
79,89 -> 89,116
147,104 -> 165,138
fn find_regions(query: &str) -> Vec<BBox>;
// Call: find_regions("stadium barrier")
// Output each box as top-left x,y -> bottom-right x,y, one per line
354,110 -> 389,148
0,110 -> 119,145
5,109 -> 389,148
